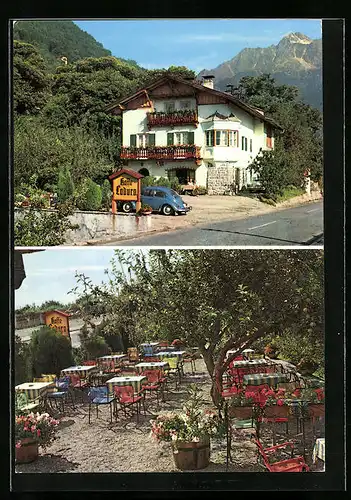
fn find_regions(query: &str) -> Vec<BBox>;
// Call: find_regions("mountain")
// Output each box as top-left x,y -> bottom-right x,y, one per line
13,20 -> 114,70
198,32 -> 322,110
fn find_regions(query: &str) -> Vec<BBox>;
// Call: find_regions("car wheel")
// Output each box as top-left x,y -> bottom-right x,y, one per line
162,204 -> 174,216
122,202 -> 133,213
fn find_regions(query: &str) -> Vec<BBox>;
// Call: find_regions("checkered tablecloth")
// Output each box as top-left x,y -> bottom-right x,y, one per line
135,361 -> 169,373
312,438 -> 325,463
98,355 -> 127,361
15,382 -> 54,401
243,372 -> 288,386
230,359 -> 270,368
61,365 -> 98,379
106,375 -> 147,395
156,351 -> 185,360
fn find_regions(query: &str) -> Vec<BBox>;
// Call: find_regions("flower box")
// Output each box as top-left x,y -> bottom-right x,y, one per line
172,436 -> 210,470
229,406 -> 253,419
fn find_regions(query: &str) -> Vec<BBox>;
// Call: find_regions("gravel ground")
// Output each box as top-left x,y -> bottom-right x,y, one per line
15,360 -> 323,473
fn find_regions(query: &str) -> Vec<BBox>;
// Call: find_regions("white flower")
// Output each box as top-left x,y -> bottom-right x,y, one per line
192,437 -> 200,442
171,434 -> 178,441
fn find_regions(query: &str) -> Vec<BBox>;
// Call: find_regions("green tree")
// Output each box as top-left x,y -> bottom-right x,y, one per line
28,326 -> 74,378
101,179 -> 112,211
57,165 -> 75,203
13,40 -> 51,115
15,335 -> 32,385
75,178 -> 102,211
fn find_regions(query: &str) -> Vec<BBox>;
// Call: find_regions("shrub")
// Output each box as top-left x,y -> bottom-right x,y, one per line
15,335 -> 32,385
28,326 -> 74,378
170,177 -> 181,193
57,165 -> 75,203
196,186 -> 207,195
14,206 -> 78,246
81,334 -> 110,359
72,346 -> 86,366
155,177 -> 171,188
75,178 -> 102,211
141,175 -> 157,187
101,179 -> 112,211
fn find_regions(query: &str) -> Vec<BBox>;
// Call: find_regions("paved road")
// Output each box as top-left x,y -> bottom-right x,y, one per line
111,201 -> 323,246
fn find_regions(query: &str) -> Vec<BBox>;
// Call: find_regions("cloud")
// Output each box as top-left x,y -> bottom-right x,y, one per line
175,33 -> 279,44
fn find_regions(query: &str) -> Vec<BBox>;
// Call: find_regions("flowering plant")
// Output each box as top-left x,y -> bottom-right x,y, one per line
15,412 -> 60,450
298,387 -> 325,403
150,385 -> 225,444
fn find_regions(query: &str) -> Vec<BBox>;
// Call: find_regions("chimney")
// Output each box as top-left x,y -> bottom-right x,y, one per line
202,75 -> 215,89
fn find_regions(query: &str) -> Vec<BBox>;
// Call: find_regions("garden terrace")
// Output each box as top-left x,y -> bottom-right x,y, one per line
147,110 -> 198,129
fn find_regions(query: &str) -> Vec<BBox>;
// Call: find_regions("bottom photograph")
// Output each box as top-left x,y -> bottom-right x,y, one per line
13,248 -> 325,473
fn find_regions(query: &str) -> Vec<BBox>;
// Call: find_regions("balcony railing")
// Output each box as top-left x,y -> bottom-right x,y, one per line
120,145 -> 202,161
147,110 -> 198,128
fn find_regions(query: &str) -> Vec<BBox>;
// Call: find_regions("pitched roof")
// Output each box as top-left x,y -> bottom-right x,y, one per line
104,74 -> 283,130
108,168 -> 144,181
42,310 -> 71,318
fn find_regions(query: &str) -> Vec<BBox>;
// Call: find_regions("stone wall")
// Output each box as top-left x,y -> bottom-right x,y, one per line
14,208 -> 155,245
207,163 -> 236,195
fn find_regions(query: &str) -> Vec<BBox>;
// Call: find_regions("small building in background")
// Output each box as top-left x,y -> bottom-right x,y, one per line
43,310 -> 71,339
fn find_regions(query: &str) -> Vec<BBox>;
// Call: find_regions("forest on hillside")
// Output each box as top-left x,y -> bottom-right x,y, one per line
13,21 -> 323,246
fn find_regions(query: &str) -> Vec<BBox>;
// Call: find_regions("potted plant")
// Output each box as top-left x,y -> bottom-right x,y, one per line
151,385 -> 225,470
137,203 -> 153,216
15,412 -> 60,464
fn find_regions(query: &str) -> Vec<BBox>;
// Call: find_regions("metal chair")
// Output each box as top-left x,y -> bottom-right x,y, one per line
164,357 -> 181,389
87,386 -> 115,424
47,377 -> 75,412
254,438 -> 310,472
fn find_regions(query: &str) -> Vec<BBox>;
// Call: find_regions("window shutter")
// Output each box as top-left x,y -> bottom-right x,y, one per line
130,134 -> 136,147
187,131 -> 194,145
241,136 -> 244,150
148,134 -> 155,146
167,133 -> 174,145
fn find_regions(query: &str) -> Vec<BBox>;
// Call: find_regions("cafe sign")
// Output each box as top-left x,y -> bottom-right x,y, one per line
43,310 -> 71,338
108,168 -> 144,213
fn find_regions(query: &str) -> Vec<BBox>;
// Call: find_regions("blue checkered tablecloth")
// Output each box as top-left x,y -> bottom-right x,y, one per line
243,372 -> 288,386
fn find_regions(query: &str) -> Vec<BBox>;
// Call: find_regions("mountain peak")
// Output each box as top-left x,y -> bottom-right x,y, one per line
280,32 -> 312,44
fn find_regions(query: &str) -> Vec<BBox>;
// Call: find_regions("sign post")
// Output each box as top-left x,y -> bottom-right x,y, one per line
109,169 -> 144,214
43,310 -> 71,339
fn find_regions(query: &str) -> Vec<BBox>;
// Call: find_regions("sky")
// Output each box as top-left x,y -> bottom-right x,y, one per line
74,19 -> 322,73
15,249 -> 119,308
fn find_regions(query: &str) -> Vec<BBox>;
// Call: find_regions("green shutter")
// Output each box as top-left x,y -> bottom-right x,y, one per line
187,131 -> 194,145
130,134 -> 136,147
167,133 -> 174,145
148,133 -> 155,146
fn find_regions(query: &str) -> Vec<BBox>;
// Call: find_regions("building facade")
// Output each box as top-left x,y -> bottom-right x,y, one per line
105,75 -> 282,194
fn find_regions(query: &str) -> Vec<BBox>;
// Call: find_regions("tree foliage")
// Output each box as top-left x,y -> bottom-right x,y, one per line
57,165 -> 75,202
71,249 -> 324,407
75,178 -> 102,211
28,326 -> 74,378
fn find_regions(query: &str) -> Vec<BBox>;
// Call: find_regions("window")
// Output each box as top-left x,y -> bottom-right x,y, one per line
241,136 -> 248,151
142,188 -> 152,196
206,130 -> 238,147
130,134 -> 136,147
180,100 -> 190,109
250,138 -> 253,152
168,132 -> 194,145
165,102 -> 175,112
155,191 -> 166,198
137,134 -> 155,147
265,124 -> 273,148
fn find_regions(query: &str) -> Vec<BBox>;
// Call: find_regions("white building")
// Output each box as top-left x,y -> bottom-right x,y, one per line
105,74 -> 283,194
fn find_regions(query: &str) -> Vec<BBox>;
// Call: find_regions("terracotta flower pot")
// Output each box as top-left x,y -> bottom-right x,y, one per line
264,405 -> 290,418
229,406 -> 253,419
172,437 -> 210,470
15,438 -> 39,464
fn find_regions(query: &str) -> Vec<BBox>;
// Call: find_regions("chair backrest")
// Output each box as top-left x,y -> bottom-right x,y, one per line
127,347 -> 139,361
113,385 -> 134,401
88,386 -> 108,400
33,377 -> 46,382
41,374 -> 56,382
157,341 -> 169,347
143,369 -> 161,383
254,439 -> 272,470
69,374 -> 81,385
84,360 -> 97,366
56,377 -> 70,390
167,357 -> 179,369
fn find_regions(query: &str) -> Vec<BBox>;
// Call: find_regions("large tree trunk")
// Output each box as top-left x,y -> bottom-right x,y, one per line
210,327 -> 271,408
200,346 -> 215,378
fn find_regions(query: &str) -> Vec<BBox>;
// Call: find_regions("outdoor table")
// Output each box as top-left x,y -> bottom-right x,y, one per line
106,375 -> 147,395
312,438 -> 325,470
156,350 -> 186,360
242,372 -> 288,387
135,361 -> 169,373
229,359 -> 270,368
15,381 -> 54,401
98,354 -> 127,361
61,365 -> 98,379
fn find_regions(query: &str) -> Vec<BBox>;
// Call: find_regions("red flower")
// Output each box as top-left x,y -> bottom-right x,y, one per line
292,388 -> 301,397
276,399 -> 284,406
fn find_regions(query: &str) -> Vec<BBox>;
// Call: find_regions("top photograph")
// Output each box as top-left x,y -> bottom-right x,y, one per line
13,18 -> 324,247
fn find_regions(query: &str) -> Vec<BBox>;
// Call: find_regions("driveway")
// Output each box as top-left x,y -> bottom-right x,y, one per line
100,192 -> 322,246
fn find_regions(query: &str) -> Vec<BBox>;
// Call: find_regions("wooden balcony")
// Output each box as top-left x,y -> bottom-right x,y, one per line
147,110 -> 198,128
120,145 -> 202,162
